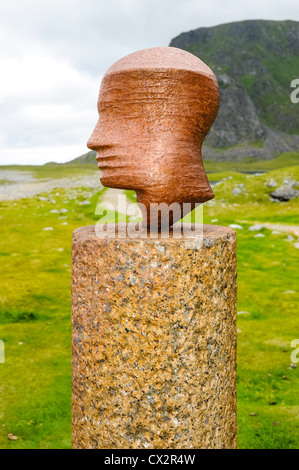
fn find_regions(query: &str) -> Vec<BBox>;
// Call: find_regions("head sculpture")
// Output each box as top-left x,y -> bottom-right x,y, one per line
87,47 -> 220,229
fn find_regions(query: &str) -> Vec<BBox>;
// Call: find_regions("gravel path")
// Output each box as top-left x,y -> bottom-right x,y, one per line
242,220 -> 299,237
0,170 -> 100,201
261,222 -> 299,237
99,189 -> 141,216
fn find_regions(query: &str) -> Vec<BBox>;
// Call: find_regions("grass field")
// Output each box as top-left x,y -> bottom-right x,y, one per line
0,153 -> 298,448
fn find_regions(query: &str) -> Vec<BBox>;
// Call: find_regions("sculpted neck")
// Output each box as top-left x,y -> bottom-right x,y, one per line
134,144 -> 214,228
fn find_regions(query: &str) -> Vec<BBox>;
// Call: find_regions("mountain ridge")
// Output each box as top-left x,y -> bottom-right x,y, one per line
169,19 -> 299,160
70,20 -> 299,164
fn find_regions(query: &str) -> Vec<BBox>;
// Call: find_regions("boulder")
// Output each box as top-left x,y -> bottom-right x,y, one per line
232,187 -> 242,196
270,185 -> 299,201
249,224 -> 264,231
267,178 -> 278,188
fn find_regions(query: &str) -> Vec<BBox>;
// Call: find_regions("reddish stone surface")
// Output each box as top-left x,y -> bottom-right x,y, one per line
87,47 -> 220,228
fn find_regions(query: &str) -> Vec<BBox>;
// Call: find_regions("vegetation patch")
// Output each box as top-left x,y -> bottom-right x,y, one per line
0,161 -> 298,449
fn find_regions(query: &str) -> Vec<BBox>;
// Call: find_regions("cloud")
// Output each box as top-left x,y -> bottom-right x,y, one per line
0,34 -> 100,163
3,0 -> 299,76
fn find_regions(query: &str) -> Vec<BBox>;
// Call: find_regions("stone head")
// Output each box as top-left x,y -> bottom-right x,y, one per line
87,47 -> 220,228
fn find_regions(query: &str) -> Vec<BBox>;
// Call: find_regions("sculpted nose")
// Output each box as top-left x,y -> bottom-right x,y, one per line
87,138 -> 96,151
87,125 -> 99,151
87,120 -> 113,151
87,118 -> 106,151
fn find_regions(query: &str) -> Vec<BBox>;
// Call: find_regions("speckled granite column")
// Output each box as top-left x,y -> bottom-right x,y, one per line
72,224 -> 237,449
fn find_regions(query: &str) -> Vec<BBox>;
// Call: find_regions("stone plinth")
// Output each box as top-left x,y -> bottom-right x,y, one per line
72,224 -> 237,449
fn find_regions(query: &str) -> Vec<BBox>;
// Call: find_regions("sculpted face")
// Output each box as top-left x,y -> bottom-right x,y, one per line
87,47 -> 220,228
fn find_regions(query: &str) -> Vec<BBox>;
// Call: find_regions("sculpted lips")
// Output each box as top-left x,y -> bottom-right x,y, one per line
96,154 -> 127,170
95,145 -> 118,169
96,146 -> 114,169
96,155 -> 115,169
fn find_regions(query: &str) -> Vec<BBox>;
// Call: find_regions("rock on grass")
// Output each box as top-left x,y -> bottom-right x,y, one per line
249,224 -> 264,231
270,185 -> 299,202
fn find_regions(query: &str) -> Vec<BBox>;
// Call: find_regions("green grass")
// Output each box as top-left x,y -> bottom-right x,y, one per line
0,160 -> 298,448
0,163 -> 97,180
202,163 -> 299,448
203,151 -> 299,173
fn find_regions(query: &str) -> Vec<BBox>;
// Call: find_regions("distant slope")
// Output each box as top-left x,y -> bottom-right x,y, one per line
67,150 -> 96,164
169,20 -> 299,160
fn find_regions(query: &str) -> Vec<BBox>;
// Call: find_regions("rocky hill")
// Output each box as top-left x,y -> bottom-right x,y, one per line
170,19 -> 299,160
71,20 -> 299,163
67,150 -> 96,164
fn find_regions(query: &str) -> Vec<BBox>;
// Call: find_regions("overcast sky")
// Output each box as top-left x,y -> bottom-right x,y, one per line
1,0 -> 299,165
